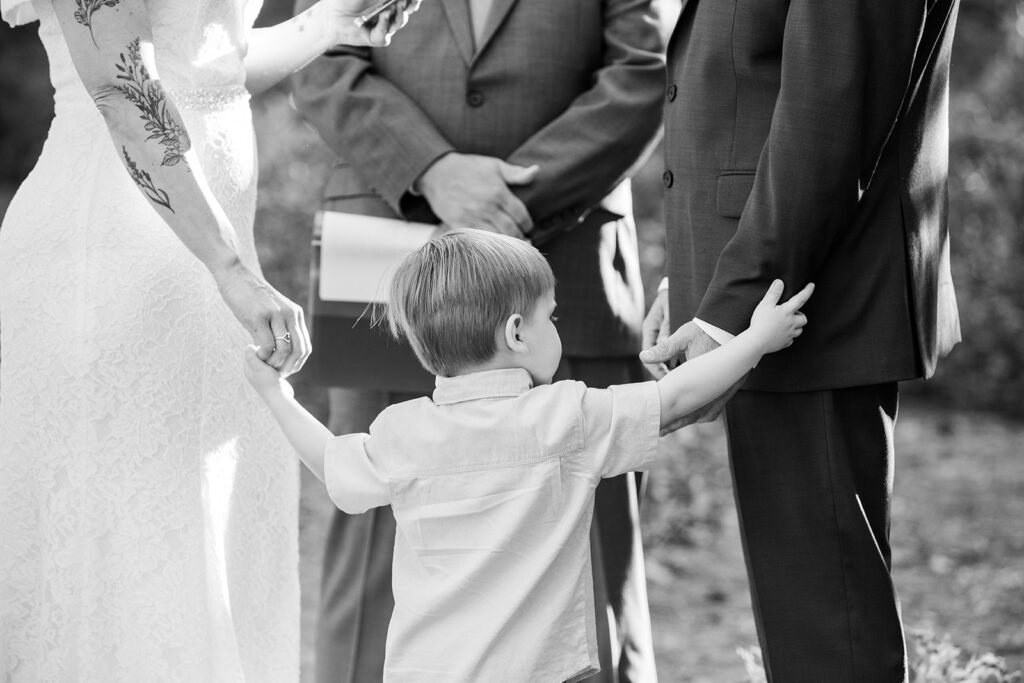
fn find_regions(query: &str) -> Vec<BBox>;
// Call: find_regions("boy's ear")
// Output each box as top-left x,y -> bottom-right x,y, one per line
503,313 -> 527,352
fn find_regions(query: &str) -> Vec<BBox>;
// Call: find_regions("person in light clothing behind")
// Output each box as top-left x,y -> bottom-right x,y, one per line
243,230 -> 814,682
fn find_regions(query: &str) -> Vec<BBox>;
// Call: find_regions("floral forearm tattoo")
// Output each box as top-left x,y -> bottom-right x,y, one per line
114,38 -> 191,167
123,147 -> 174,212
74,0 -> 119,47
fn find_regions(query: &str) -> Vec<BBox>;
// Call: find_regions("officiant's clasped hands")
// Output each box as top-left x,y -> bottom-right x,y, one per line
414,153 -> 540,238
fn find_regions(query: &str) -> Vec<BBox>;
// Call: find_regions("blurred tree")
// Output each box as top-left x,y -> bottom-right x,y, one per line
928,0 -> 1024,415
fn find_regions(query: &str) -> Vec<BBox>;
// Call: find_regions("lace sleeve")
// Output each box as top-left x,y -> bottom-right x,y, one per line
1,0 -> 38,27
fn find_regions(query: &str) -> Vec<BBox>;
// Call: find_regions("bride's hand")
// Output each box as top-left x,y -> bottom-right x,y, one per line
325,0 -> 422,47
214,262 -> 312,377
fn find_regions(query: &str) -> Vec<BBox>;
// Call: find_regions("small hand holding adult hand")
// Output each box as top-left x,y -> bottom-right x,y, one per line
326,0 -> 422,48
215,262 -> 311,377
640,319 -> 719,372
640,280 -> 814,430
642,320 -> 735,428
417,153 -> 540,238
749,279 -> 815,353
640,289 -> 673,378
243,346 -> 295,398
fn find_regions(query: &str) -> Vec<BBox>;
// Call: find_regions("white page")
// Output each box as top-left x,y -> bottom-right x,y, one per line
319,212 -> 439,303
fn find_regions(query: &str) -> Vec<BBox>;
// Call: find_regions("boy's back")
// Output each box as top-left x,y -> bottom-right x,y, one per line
244,229 -> 813,681
324,368 -> 661,682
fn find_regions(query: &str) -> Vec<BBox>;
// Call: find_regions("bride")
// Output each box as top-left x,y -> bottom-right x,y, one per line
0,0 -> 417,679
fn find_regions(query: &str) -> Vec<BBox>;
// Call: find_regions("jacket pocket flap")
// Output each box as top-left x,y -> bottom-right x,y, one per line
716,172 -> 756,218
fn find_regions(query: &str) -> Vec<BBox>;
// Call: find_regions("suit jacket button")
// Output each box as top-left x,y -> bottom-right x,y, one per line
467,90 -> 485,107
662,170 -> 674,188
666,84 -> 677,102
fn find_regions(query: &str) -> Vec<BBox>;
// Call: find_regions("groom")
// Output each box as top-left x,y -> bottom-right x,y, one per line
643,1 -> 962,681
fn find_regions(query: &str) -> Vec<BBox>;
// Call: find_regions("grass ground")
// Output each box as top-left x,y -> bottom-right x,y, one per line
294,386 -> 1024,682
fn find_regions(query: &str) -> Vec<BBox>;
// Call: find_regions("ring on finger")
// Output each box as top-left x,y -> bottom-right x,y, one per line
274,332 -> 292,345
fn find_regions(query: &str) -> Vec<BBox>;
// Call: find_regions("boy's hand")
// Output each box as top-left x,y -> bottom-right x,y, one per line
244,345 -> 294,398
749,280 -> 815,353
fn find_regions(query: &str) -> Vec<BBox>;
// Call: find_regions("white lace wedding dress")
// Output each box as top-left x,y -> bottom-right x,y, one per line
0,1 -> 299,680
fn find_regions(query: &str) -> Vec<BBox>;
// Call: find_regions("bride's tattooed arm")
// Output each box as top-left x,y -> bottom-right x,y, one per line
122,147 -> 173,212
110,35 -> 187,209
52,0 -> 313,375
113,38 -> 190,167
52,0 -> 244,278
74,0 -> 120,47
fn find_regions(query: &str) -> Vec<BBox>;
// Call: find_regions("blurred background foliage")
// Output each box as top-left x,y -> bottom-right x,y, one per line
2,0 -> 1022,415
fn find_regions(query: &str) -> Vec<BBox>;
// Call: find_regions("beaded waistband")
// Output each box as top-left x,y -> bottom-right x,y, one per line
166,85 -> 250,112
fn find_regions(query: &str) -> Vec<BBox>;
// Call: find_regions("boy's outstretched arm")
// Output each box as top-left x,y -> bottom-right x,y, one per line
655,280 -> 814,433
244,346 -> 333,482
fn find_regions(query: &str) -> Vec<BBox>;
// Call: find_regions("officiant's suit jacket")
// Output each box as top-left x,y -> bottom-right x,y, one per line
294,0 -> 665,360
664,0 -> 962,391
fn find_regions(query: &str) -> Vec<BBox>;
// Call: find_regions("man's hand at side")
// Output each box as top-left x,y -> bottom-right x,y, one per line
415,153 -> 539,237
640,319 -> 746,430
640,289 -> 673,379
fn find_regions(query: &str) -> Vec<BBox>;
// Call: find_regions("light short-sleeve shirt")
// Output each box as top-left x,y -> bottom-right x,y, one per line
323,368 -> 661,683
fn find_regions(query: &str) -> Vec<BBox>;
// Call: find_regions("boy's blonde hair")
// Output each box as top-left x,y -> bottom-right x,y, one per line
387,229 -> 556,377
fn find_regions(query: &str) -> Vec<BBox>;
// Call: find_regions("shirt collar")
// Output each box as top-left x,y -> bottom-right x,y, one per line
432,368 -> 535,405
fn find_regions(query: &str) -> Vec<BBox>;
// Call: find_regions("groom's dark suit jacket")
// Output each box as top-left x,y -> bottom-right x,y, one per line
664,0 -> 962,392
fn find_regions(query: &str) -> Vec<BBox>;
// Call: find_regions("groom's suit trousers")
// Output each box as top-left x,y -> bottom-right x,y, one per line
724,384 -> 903,682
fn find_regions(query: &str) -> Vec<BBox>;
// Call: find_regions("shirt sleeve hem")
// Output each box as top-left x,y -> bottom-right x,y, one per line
324,433 -> 373,514
636,381 -> 662,470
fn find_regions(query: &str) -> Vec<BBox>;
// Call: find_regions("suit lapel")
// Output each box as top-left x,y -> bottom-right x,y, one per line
439,0 -> 475,65
473,0 -> 520,62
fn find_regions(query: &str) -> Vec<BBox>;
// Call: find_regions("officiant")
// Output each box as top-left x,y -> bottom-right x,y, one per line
292,1 -> 666,680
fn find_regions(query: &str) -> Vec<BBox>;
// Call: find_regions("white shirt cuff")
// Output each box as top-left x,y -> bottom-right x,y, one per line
694,317 -> 760,369
693,317 -> 735,345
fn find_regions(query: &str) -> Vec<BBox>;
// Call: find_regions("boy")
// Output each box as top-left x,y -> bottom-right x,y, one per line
244,229 -> 813,682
